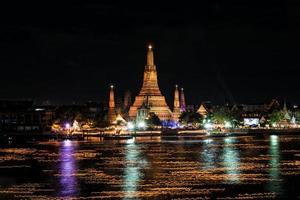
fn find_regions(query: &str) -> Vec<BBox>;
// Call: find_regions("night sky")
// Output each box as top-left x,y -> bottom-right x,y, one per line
0,1 -> 298,106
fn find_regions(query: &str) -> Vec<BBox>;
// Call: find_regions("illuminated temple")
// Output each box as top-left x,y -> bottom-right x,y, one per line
129,45 -> 172,120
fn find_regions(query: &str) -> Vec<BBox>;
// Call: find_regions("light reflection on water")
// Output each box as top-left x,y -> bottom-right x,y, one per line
0,134 -> 299,199
123,137 -> 147,199
201,138 -> 217,170
267,135 -> 281,194
58,139 -> 79,197
223,137 -> 241,183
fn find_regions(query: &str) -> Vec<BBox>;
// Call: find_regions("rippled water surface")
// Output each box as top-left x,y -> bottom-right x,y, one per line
0,134 -> 300,199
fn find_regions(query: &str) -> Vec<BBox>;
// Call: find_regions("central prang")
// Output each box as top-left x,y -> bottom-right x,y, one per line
128,45 -> 172,121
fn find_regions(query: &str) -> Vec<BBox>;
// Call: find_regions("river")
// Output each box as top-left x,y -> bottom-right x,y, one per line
0,134 -> 299,199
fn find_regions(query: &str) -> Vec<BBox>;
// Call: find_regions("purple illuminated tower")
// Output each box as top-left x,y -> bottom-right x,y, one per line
180,87 -> 186,112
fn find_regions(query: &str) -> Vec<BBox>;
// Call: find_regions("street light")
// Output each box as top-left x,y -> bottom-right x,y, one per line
127,122 -> 135,130
137,121 -> 146,129
127,121 -> 137,136
65,123 -> 71,129
224,121 -> 232,128
204,123 -> 213,130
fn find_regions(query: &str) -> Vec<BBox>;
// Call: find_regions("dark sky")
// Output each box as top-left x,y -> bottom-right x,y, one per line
0,1 -> 298,106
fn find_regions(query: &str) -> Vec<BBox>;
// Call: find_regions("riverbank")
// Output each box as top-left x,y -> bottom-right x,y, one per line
1,128 -> 299,141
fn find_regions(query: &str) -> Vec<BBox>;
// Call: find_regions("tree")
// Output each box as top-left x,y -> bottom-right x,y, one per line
295,111 -> 300,122
269,110 -> 284,124
211,107 -> 234,124
146,112 -> 161,127
179,111 -> 202,127
93,112 -> 110,128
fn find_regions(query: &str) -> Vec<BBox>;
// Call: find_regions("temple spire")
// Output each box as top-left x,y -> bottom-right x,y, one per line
174,85 -> 180,108
109,85 -> 115,108
147,44 -> 155,67
180,87 -> 186,112
138,44 -> 161,96
129,44 -> 172,120
172,85 -> 181,121
108,85 -> 116,123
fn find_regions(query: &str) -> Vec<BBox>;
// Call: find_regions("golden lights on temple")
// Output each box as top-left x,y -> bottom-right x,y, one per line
107,44 -> 188,123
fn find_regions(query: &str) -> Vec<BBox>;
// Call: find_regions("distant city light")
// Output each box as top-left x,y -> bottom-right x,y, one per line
72,120 -> 80,131
127,122 -> 135,130
65,123 -> 71,129
224,121 -> 232,128
291,116 -> 296,124
204,123 -> 212,129
244,118 -> 259,126
137,121 -> 146,129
